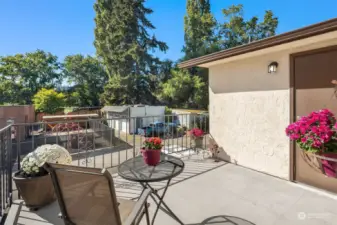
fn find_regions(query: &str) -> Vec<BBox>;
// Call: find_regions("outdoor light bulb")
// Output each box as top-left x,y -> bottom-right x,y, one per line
268,61 -> 278,73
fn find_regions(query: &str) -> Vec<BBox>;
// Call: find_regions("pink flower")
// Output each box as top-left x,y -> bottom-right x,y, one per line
299,127 -> 307,134
312,140 -> 322,148
290,134 -> 300,140
189,128 -> 204,138
286,109 -> 337,153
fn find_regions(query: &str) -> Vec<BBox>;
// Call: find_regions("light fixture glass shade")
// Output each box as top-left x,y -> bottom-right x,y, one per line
268,62 -> 278,73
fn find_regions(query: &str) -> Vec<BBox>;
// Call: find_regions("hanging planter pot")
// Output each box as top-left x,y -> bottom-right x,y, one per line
286,109 -> 337,179
302,151 -> 337,178
320,153 -> 337,177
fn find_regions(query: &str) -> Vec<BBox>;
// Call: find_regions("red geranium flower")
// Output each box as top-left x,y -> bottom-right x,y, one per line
143,137 -> 163,150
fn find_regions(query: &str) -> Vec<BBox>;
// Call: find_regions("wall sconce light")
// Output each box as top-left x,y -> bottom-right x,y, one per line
268,61 -> 278,73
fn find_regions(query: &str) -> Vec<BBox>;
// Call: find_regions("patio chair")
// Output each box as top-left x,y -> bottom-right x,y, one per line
44,163 -> 151,225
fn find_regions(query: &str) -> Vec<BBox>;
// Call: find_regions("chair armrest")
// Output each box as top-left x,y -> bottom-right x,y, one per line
123,188 -> 151,225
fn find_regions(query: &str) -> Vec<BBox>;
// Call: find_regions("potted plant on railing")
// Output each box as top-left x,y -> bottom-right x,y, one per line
286,109 -> 337,177
189,128 -> 204,149
141,137 -> 163,166
13,144 -> 72,210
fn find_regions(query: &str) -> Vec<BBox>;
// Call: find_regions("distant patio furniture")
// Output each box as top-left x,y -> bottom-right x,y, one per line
44,163 -> 151,225
118,153 -> 185,225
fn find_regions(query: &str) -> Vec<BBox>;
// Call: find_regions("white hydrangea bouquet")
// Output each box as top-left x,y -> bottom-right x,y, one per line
20,144 -> 72,177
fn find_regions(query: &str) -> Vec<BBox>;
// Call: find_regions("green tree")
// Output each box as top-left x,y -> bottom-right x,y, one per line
220,4 -> 278,48
0,50 -> 62,104
63,54 -> 108,106
183,0 -> 218,60
101,73 -> 157,105
33,88 -> 66,114
159,69 -> 206,108
94,0 -> 168,105
179,0 -> 218,110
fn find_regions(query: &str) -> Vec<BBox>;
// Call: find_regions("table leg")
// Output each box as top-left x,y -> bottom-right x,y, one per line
144,202 -> 150,225
140,181 -> 184,225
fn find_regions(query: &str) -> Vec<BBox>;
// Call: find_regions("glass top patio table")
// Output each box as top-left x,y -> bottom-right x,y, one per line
118,153 -> 185,183
118,153 -> 185,225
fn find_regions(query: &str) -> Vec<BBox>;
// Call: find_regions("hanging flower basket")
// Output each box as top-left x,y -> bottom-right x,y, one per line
301,151 -> 337,177
286,109 -> 337,178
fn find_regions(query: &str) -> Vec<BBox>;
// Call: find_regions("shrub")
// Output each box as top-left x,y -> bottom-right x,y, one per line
33,88 -> 66,114
165,107 -> 173,122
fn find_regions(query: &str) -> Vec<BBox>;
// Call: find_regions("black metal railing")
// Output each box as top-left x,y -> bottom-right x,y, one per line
1,113 -> 209,221
0,125 -> 12,222
10,113 -> 209,168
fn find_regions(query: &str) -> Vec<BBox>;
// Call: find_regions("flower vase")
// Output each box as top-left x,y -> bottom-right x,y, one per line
141,149 -> 161,166
13,172 -> 56,210
192,137 -> 204,149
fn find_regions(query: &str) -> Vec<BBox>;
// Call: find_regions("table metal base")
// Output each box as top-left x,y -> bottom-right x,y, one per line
140,180 -> 184,225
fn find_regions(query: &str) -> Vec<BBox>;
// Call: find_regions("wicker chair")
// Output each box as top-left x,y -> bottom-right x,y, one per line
44,163 -> 151,225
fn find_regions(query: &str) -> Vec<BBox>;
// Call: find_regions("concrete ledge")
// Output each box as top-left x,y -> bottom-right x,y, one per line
5,200 -> 23,225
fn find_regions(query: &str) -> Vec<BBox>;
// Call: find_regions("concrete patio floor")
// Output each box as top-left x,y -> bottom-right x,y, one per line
11,155 -> 337,225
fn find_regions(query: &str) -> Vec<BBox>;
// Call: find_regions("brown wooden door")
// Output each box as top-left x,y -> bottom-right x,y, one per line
292,46 -> 337,193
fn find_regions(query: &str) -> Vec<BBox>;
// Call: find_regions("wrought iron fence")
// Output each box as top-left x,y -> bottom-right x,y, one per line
11,114 -> 209,168
0,125 -> 12,222
1,113 -> 210,220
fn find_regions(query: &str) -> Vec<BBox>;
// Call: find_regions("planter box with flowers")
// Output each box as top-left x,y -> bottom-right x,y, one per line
13,144 -> 72,210
141,137 -> 163,166
286,109 -> 337,178
189,128 -> 204,149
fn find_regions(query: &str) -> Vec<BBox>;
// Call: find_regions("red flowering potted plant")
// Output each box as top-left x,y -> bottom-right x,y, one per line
189,128 -> 204,149
141,137 -> 163,166
286,109 -> 337,177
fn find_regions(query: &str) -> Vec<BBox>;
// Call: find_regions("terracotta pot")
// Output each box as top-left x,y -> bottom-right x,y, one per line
192,137 -> 204,148
13,172 -> 56,210
141,149 -> 161,166
320,153 -> 337,177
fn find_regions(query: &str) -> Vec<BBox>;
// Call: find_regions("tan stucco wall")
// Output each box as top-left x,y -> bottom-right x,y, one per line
208,34 -> 337,179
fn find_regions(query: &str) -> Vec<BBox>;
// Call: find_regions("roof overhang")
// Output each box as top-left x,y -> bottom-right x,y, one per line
178,18 -> 337,69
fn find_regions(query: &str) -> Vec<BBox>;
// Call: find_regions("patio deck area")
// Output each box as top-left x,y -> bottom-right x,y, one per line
10,155 -> 337,225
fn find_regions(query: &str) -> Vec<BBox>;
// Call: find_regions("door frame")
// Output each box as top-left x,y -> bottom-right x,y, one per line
289,45 -> 337,182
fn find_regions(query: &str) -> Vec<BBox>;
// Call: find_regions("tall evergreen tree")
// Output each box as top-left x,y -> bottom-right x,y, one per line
220,4 -> 278,49
94,0 -> 168,105
182,0 -> 218,60
173,0 -> 217,109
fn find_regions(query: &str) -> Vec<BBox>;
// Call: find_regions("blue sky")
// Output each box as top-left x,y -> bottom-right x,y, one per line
0,0 -> 336,62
